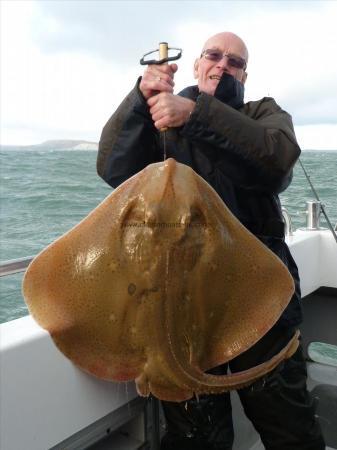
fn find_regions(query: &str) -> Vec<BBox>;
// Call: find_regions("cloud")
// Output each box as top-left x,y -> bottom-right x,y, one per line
31,1 -> 246,63
237,3 -> 337,126
176,3 -> 337,128
1,0 -> 337,146
1,46 -> 141,144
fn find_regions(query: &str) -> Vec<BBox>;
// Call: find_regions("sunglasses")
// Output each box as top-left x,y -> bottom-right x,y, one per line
201,49 -> 246,70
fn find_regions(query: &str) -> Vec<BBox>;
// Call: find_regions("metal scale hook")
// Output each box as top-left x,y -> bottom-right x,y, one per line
140,42 -> 182,161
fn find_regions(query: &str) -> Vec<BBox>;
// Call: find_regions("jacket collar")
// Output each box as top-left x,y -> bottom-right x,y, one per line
178,73 -> 244,110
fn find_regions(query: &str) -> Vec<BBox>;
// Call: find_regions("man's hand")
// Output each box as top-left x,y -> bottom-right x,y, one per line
139,63 -> 178,100
147,93 -> 196,129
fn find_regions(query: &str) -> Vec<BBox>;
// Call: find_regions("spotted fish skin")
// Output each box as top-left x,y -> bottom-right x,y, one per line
23,159 -> 297,401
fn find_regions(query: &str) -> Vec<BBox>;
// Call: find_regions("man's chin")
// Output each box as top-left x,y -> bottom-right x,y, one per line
198,84 -> 218,96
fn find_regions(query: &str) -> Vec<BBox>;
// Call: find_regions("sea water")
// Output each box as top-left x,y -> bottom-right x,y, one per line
1,149 -> 336,324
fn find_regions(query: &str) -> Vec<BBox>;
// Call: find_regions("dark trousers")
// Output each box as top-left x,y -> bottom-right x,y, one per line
160,326 -> 325,450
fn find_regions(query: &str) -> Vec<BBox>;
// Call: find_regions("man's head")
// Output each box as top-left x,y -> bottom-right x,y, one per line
194,32 -> 248,95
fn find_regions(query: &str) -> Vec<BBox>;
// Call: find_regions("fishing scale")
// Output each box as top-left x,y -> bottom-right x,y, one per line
140,42 -> 182,160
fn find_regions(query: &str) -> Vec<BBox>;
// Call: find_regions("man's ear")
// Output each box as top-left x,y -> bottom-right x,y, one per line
193,58 -> 199,79
242,71 -> 248,85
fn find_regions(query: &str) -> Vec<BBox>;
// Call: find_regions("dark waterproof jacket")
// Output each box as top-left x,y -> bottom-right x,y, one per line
97,74 -> 302,327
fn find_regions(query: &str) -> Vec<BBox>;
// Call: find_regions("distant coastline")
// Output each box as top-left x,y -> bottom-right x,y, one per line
0,140 -> 336,152
0,140 -> 98,151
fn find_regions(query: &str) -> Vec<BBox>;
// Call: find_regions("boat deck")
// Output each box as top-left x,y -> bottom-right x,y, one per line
300,287 -> 337,351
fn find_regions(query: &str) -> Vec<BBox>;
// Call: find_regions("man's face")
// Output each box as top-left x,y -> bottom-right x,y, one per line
194,32 -> 248,96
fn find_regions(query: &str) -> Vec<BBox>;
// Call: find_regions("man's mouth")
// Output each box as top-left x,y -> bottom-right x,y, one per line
209,75 -> 221,80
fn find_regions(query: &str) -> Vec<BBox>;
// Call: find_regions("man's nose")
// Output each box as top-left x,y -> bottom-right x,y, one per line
216,55 -> 231,71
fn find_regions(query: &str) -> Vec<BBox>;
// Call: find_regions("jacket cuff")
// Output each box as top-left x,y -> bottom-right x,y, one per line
132,77 -> 152,119
182,92 -> 258,149
182,93 -> 223,138
184,92 -> 210,125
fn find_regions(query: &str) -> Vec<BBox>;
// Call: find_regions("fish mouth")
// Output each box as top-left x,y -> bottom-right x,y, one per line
209,75 -> 221,80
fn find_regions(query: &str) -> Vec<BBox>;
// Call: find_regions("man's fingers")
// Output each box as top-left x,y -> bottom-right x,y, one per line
169,63 -> 178,74
139,64 -> 176,99
146,72 -> 174,88
145,65 -> 176,84
151,108 -> 167,123
148,97 -> 167,122
153,82 -> 173,94
141,77 -> 173,97
147,94 -> 162,108
147,93 -> 194,129
148,103 -> 159,117
154,115 -> 170,130
154,63 -> 178,77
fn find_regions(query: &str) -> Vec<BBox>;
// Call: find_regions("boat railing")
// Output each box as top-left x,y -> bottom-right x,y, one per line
0,256 -> 33,277
281,207 -> 293,237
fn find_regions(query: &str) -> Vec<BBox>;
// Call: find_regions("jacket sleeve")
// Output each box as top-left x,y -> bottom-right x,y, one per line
97,80 -> 161,188
181,94 -> 301,194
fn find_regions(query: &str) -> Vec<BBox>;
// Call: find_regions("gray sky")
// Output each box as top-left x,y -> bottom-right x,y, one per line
1,0 -> 337,149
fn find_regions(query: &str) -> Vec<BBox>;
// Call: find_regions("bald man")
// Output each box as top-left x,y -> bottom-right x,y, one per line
141,32 -> 248,129
97,32 -> 325,450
